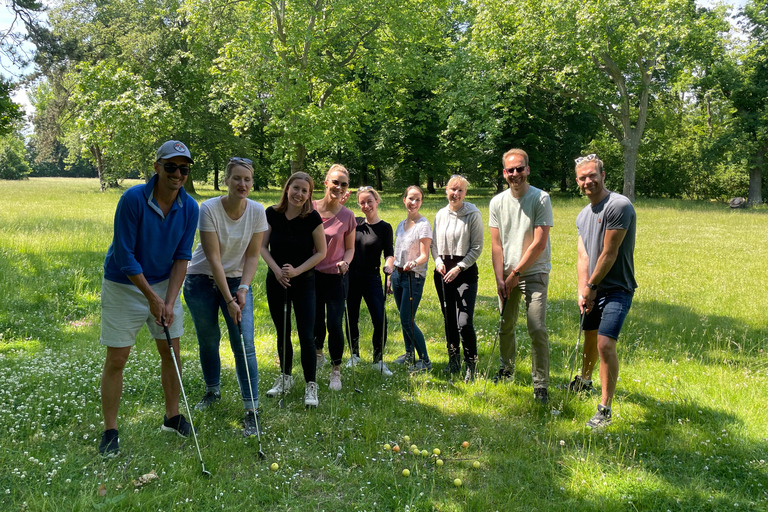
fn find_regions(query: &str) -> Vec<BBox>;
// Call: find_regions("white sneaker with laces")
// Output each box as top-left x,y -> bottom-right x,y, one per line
266,374 -> 294,397
372,361 -> 393,376
304,382 -> 319,408
344,354 -> 362,367
329,367 -> 342,391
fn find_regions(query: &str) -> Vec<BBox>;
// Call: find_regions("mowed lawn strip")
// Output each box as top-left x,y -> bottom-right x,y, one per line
0,178 -> 766,511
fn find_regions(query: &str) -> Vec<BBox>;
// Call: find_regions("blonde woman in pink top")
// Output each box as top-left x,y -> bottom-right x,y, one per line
312,164 -> 356,391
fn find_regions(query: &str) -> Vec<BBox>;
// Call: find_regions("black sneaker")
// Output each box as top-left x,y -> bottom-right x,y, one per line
569,376 -> 594,394
161,414 -> 197,438
442,355 -> 461,375
194,391 -> 221,411
586,404 -> 612,429
243,410 -> 263,437
534,387 -> 548,405
492,367 -> 513,384
98,429 -> 119,457
463,360 -> 477,383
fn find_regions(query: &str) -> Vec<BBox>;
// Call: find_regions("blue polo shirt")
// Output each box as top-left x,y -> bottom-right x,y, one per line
104,174 -> 199,285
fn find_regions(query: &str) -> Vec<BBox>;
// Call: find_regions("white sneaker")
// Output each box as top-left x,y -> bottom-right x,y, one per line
316,353 -> 327,368
329,367 -> 342,391
266,374 -> 294,397
372,361 -> 393,376
344,354 -> 362,368
304,381 -> 319,408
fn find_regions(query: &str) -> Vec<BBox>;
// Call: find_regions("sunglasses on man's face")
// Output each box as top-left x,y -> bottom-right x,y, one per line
161,162 -> 191,176
330,179 -> 349,188
503,165 -> 527,175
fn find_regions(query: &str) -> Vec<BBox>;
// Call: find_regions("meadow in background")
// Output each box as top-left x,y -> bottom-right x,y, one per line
0,178 -> 766,511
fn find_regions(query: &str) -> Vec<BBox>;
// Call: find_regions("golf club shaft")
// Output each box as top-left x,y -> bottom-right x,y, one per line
564,311 -> 586,408
280,287 -> 288,408
163,325 -> 208,474
238,320 -> 265,458
481,298 -> 507,396
339,269 -> 361,392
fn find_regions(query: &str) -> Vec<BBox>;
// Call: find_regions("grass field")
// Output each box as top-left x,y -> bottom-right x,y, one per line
0,178 -> 766,511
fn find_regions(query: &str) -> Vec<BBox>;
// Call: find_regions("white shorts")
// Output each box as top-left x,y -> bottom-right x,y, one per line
99,278 -> 184,348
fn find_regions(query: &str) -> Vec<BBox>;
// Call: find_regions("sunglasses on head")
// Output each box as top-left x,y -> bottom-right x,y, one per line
161,162 -> 191,176
330,179 -> 349,188
503,165 -> 527,174
229,157 -> 253,166
575,154 -> 597,165
358,185 -> 374,192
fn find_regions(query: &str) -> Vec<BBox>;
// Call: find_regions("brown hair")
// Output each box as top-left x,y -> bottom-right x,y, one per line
502,148 -> 529,167
274,172 -> 315,217
403,185 -> 424,200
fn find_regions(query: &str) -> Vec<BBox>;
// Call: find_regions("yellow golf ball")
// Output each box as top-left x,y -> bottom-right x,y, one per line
403,435 -> 411,443
432,448 -> 441,455
436,459 -> 444,467
402,469 -> 411,477
270,463 -> 279,471
454,478 -> 462,487
421,449 -> 428,456
472,461 -> 481,469
410,444 -> 418,452
384,443 -> 391,451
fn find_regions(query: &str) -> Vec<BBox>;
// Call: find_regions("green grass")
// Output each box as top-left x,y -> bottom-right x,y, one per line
0,178 -> 766,511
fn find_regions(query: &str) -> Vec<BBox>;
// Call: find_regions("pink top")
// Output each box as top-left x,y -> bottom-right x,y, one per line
312,200 -> 356,274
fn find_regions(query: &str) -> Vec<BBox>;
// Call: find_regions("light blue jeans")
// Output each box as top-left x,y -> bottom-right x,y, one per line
183,274 -> 258,409
391,270 -> 430,363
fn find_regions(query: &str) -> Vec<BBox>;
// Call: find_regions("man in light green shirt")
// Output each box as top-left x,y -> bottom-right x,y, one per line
489,148 -> 553,405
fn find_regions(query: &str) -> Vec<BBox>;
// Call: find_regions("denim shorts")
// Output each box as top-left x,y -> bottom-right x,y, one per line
582,290 -> 633,341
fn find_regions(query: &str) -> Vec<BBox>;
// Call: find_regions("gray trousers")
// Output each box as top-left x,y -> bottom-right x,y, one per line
498,273 -> 550,388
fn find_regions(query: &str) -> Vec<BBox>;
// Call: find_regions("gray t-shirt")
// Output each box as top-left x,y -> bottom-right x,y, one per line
576,191 -> 637,293
488,186 -> 553,277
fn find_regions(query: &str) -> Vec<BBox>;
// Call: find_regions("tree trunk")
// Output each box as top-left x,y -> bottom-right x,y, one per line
748,145 -> 765,205
427,174 -> 435,193
213,159 -> 220,192
290,143 -> 307,174
91,145 -> 106,192
374,166 -> 383,190
621,138 -> 639,202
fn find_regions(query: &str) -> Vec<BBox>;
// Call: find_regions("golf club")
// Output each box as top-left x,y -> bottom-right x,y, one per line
162,325 -> 211,477
407,270 -> 418,369
478,298 -> 507,398
339,268 -> 362,393
237,320 -> 266,460
278,287 -> 289,409
379,273 -> 389,378
563,310 -> 586,409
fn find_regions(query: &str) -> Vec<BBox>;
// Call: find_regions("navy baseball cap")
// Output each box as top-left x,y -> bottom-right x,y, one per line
156,140 -> 194,163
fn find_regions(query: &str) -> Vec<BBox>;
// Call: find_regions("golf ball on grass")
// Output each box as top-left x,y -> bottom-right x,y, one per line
462,441 -> 469,448
393,445 -> 400,453
402,469 -> 411,477
384,443 -> 391,451
432,448 -> 441,455
270,463 -> 279,471
410,444 -> 418,452
472,461 -> 480,469
454,478 -> 462,487
421,450 -> 429,457
436,459 -> 444,467
403,435 -> 411,443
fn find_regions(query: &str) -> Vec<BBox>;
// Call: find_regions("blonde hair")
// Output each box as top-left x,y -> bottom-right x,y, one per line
356,186 -> 382,203
325,164 -> 349,181
446,175 -> 469,190
225,158 -> 254,181
502,148 -> 529,167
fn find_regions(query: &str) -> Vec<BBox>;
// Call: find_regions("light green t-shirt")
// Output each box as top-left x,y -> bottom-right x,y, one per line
488,186 -> 553,277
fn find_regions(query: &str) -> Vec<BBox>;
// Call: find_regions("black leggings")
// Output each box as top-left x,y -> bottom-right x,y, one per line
266,270 -> 316,383
434,261 -> 479,363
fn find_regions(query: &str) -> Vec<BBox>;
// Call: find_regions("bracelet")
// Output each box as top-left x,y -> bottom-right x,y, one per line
238,284 -> 249,290
227,298 -> 236,304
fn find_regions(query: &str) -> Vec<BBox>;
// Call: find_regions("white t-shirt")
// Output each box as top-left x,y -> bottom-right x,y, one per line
187,197 -> 268,277
393,216 -> 432,278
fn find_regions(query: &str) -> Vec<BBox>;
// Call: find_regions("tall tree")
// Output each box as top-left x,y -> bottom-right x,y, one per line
472,0 -> 727,200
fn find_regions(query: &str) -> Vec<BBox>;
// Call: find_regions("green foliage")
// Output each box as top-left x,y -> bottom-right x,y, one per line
0,131 -> 31,180
0,78 -> 22,137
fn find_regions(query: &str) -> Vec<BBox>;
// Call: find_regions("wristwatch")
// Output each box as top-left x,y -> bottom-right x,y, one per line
586,282 -> 597,291
513,270 -> 521,277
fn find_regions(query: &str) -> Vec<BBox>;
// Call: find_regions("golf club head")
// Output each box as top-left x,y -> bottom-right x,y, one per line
354,387 -> 363,394
201,464 -> 212,477
278,398 -> 285,409
258,450 -> 266,460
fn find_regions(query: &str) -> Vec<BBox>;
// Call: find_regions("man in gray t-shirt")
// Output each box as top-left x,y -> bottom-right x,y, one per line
572,154 -> 637,430
489,148 -> 553,405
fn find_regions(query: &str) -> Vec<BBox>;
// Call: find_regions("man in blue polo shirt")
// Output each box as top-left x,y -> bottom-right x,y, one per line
98,140 -> 199,457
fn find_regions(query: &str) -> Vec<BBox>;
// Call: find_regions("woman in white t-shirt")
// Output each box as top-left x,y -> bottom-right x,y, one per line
391,186 -> 433,372
183,158 -> 267,437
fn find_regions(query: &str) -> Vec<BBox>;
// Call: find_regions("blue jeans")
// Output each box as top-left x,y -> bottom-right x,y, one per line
313,271 -> 347,366
183,274 -> 258,409
582,290 -> 633,341
266,270 -> 317,383
391,270 -> 429,363
348,272 -> 386,362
